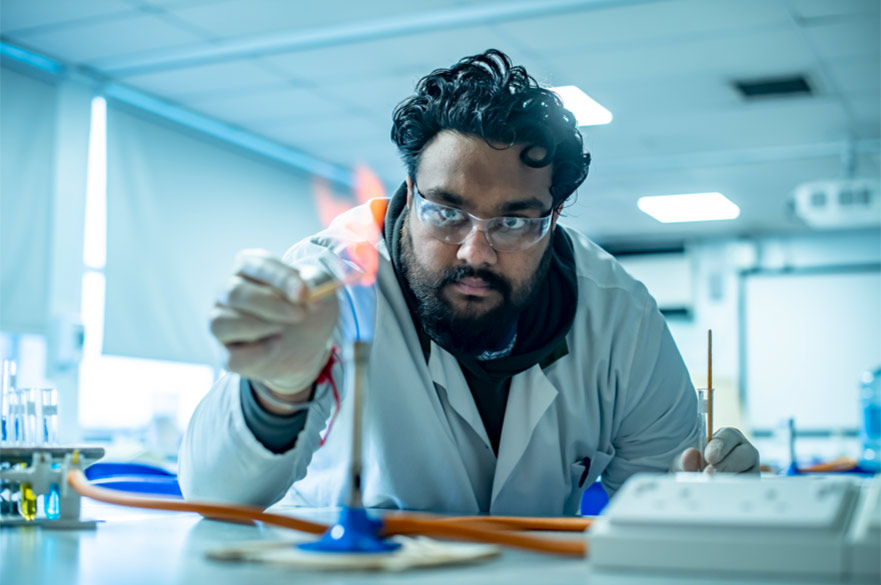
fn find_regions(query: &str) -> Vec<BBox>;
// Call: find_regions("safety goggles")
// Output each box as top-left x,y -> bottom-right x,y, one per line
412,186 -> 553,252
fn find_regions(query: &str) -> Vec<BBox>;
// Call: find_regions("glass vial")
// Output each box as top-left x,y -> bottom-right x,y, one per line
19,483 -> 37,521
40,387 -> 58,445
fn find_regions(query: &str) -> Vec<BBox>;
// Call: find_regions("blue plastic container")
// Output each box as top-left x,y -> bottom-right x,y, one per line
859,366 -> 881,472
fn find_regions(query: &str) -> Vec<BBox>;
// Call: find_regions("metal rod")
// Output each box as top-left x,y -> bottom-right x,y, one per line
347,340 -> 370,508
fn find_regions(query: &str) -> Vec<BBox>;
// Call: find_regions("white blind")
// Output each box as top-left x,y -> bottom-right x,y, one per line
104,106 -> 325,364
0,67 -> 58,334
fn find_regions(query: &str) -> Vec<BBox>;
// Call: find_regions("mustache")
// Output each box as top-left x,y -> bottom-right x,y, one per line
440,265 -> 511,295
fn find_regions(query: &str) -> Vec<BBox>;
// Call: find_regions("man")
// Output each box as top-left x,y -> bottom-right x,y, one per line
180,49 -> 758,515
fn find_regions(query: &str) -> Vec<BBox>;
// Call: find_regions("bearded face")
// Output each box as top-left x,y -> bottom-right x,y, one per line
400,205 -> 553,355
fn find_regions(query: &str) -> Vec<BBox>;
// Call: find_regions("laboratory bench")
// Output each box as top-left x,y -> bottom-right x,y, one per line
0,500 -> 850,585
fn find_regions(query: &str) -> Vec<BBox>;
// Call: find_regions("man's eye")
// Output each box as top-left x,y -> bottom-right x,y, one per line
498,217 -> 528,230
430,206 -> 464,223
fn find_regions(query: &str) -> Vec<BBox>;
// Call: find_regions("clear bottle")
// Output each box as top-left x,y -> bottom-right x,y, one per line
859,366 -> 881,472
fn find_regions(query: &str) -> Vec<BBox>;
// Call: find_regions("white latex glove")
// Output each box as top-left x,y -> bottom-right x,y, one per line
210,249 -> 339,400
672,427 -> 760,474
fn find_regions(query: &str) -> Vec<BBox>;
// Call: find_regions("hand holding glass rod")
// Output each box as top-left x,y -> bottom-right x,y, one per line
299,243 -> 376,302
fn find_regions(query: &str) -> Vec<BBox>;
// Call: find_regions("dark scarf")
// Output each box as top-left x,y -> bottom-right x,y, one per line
382,182 -> 577,454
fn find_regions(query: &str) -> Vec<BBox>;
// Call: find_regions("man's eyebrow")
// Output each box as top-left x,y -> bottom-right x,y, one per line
421,187 -> 549,214
500,198 -> 550,214
422,188 -> 465,206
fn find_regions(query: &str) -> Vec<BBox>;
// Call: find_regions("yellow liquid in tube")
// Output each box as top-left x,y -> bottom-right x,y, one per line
19,483 -> 37,521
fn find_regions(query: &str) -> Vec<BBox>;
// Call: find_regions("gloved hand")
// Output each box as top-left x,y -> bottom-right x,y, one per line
210,249 -> 339,400
672,427 -> 760,474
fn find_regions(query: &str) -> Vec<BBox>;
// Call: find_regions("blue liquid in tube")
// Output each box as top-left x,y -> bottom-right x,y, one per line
45,484 -> 61,520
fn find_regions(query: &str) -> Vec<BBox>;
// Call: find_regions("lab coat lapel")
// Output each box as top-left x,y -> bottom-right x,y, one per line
491,364 -> 558,503
427,341 -> 492,450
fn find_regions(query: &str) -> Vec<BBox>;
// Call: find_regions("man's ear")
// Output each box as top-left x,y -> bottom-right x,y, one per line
551,202 -> 564,229
405,176 -> 414,207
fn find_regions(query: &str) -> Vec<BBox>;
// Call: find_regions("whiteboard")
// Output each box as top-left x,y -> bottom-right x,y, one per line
743,269 -> 881,431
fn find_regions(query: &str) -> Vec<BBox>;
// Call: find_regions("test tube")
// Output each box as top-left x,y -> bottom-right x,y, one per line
1,369 -> 7,444
25,387 -> 40,445
697,388 -> 709,455
1,360 -> 15,444
19,483 -> 36,521
44,484 -> 61,520
41,387 -> 58,445
8,388 -> 22,444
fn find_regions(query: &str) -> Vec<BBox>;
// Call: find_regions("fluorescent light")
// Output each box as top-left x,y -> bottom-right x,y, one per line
550,85 -> 612,126
0,42 -> 62,74
637,192 -> 741,223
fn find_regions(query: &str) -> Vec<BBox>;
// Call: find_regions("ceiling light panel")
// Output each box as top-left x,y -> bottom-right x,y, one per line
637,192 -> 741,223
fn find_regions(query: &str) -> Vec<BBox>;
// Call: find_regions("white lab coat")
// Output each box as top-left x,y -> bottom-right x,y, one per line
179,199 -> 700,516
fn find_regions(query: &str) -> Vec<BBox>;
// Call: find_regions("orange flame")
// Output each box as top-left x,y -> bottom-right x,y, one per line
353,163 -> 386,204
312,176 -> 354,228
311,165 -> 388,288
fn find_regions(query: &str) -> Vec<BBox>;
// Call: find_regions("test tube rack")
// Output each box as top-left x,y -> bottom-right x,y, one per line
0,446 -> 104,529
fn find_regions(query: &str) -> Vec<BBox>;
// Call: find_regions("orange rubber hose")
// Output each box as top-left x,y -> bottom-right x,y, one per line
800,457 -> 858,473
67,469 -> 588,557
382,517 -> 586,556
430,515 -> 593,532
67,469 -> 328,534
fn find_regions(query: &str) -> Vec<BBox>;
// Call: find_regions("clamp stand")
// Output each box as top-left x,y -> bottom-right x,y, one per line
297,340 -> 399,554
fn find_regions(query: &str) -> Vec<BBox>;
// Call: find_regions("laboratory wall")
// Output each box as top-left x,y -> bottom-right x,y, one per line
0,66 -> 57,335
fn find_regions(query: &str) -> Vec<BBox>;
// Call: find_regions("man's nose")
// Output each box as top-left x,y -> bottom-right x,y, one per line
456,226 -> 497,266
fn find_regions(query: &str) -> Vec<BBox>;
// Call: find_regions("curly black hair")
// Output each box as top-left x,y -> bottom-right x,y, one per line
391,49 -> 590,207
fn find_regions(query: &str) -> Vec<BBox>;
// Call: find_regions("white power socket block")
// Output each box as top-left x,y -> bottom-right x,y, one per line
588,473 -> 880,582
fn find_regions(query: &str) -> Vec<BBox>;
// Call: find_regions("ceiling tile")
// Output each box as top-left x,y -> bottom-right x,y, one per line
495,0 -> 792,55
800,16 -> 881,60
543,27 -> 814,88
0,0 -> 132,33
824,56 -> 881,95
261,25 -> 524,84
170,0 -> 469,39
140,0 -> 229,5
598,98 -> 851,158
580,73 -> 742,122
123,59 -> 286,100
7,13 -> 204,63
785,0 -> 880,20
185,86 -> 349,125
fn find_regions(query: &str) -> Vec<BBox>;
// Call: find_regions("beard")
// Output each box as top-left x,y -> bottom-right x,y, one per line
399,214 -> 553,356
